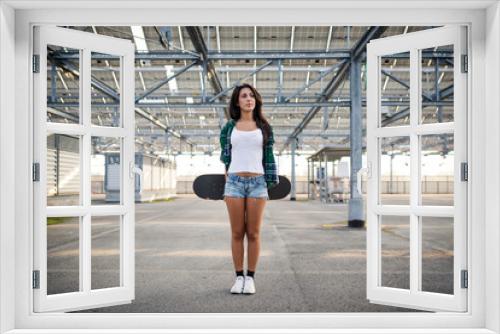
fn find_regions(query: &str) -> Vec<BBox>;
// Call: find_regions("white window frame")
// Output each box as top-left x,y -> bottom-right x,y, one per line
366,26 -> 468,312
33,26 -> 136,312
0,1 -> 498,333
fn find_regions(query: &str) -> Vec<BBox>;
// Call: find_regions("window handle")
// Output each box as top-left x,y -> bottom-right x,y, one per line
356,162 -> 372,195
129,162 -> 143,189
130,162 -> 143,193
129,162 -> 143,179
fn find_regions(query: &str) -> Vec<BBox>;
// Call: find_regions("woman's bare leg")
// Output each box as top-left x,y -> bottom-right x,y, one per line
225,197 -> 246,271
245,197 -> 266,272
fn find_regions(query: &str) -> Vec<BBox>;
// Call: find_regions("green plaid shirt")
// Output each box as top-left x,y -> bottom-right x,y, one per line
220,119 -> 279,189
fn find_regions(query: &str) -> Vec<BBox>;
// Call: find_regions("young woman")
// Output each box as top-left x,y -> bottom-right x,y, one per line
219,83 -> 279,294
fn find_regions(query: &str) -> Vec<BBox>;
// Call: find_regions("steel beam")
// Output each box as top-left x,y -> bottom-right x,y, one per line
142,129 -> 351,137
51,56 -> 120,100
135,60 -> 199,103
48,100 -> 452,109
284,62 -> 344,102
279,26 -> 388,153
381,84 -> 454,127
208,60 -> 273,103
156,26 -> 173,49
185,26 -> 229,120
49,54 -> 193,146
52,50 -> 350,61
52,49 -> 452,61
209,50 -> 349,60
47,107 -> 79,123
135,107 -> 194,145
382,69 -> 433,101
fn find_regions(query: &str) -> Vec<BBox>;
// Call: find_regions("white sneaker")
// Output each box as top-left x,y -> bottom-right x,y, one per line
230,276 -> 245,294
243,276 -> 256,294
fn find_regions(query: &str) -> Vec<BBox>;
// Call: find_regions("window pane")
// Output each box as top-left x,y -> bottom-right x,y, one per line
47,216 -> 80,295
91,52 -> 121,127
47,45 -> 80,124
91,215 -> 121,289
420,45 -> 454,124
380,215 -> 410,290
420,134 -> 454,206
380,52 -> 410,127
421,217 -> 454,294
379,137 -> 410,205
91,137 -> 122,205
47,134 -> 81,206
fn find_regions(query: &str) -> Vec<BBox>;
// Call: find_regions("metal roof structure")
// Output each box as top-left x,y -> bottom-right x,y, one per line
47,25 -> 453,156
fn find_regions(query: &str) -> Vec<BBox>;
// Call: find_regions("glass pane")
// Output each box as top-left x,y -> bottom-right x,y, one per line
47,134 -> 81,206
380,52 -> 410,127
91,52 -> 121,127
421,45 -> 454,124
47,45 -> 80,124
91,137 -> 122,205
91,216 -> 121,289
47,216 -> 80,295
420,134 -> 454,206
380,215 -> 410,289
421,217 -> 454,294
379,137 -> 410,205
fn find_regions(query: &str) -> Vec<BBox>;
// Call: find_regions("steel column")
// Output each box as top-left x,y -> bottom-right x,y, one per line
277,59 -> 284,103
307,159 -> 311,199
311,160 -> 316,200
348,57 -> 364,228
324,153 -> 329,203
319,156 -> 323,202
290,138 -> 297,201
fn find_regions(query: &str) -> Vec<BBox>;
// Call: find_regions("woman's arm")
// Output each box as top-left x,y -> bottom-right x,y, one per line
220,123 -> 228,180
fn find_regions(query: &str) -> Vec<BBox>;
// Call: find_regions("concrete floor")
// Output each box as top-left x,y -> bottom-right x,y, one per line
46,195 -> 455,313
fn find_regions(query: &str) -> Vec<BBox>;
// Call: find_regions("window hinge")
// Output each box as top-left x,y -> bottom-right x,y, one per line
32,270 -> 40,289
461,162 -> 468,182
461,269 -> 468,289
461,54 -> 468,73
33,163 -> 40,182
32,55 -> 40,73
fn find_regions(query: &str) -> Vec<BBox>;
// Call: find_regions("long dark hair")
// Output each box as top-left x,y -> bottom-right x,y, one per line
228,83 -> 272,145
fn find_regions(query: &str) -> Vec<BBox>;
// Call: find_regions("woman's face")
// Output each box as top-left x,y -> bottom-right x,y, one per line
238,87 -> 256,113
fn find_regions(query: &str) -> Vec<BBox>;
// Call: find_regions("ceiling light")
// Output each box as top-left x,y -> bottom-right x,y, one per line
131,26 -> 148,53
165,65 -> 178,93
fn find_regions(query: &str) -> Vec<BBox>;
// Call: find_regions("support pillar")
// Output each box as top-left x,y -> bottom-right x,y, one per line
324,153 -> 329,203
307,159 -> 310,199
201,60 -> 207,103
319,155 -> 323,202
290,138 -> 297,201
277,59 -> 283,103
311,160 -> 316,200
348,58 -> 365,228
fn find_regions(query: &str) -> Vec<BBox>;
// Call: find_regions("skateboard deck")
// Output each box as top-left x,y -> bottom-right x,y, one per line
193,174 -> 291,200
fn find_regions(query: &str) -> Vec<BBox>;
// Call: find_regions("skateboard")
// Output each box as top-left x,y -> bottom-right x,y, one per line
193,174 -> 291,200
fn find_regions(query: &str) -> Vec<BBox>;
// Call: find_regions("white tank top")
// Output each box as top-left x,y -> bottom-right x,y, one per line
227,127 -> 264,174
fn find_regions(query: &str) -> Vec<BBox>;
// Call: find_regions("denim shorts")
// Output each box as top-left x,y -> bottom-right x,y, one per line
223,173 -> 269,200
